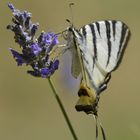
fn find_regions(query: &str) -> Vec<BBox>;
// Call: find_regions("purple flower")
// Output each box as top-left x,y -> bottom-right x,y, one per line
23,11 -> 32,19
8,3 -> 15,12
51,34 -> 59,46
30,24 -> 39,37
42,32 -> 59,48
51,59 -> 59,70
42,32 -> 53,45
42,32 -> 59,53
37,32 -> 59,53
9,48 -> 25,65
40,68 -> 51,78
29,43 -> 42,55
40,59 -> 59,78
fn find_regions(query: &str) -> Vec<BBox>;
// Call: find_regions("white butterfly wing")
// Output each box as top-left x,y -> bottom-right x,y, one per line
72,20 -> 130,93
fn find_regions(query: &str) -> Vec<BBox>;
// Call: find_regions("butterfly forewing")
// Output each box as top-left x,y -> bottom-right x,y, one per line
66,29 -> 81,78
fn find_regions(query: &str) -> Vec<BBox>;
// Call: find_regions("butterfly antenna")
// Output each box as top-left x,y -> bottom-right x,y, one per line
66,19 -> 72,25
69,3 -> 75,24
56,30 -> 67,36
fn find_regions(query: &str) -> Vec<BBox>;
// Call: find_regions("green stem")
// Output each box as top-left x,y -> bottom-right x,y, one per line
48,78 -> 78,140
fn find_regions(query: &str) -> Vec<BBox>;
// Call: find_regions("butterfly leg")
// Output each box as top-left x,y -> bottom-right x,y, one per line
49,44 -> 70,59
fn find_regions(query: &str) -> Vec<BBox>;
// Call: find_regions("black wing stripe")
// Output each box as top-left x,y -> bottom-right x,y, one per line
82,26 -> 87,39
117,23 -> 128,58
115,25 -> 130,70
95,22 -> 101,36
112,20 -> 116,40
89,24 -> 97,71
81,26 -> 87,46
105,21 -> 112,66
89,24 -> 97,59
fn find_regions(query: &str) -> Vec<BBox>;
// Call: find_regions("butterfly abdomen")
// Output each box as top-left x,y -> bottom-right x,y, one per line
75,82 -> 98,115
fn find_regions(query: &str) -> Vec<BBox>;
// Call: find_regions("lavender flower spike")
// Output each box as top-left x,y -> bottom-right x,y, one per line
7,3 -> 60,78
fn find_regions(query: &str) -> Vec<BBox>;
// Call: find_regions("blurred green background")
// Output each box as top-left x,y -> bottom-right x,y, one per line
0,0 -> 140,140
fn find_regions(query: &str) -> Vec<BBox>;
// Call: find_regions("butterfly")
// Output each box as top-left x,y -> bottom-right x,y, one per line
63,20 -> 130,115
